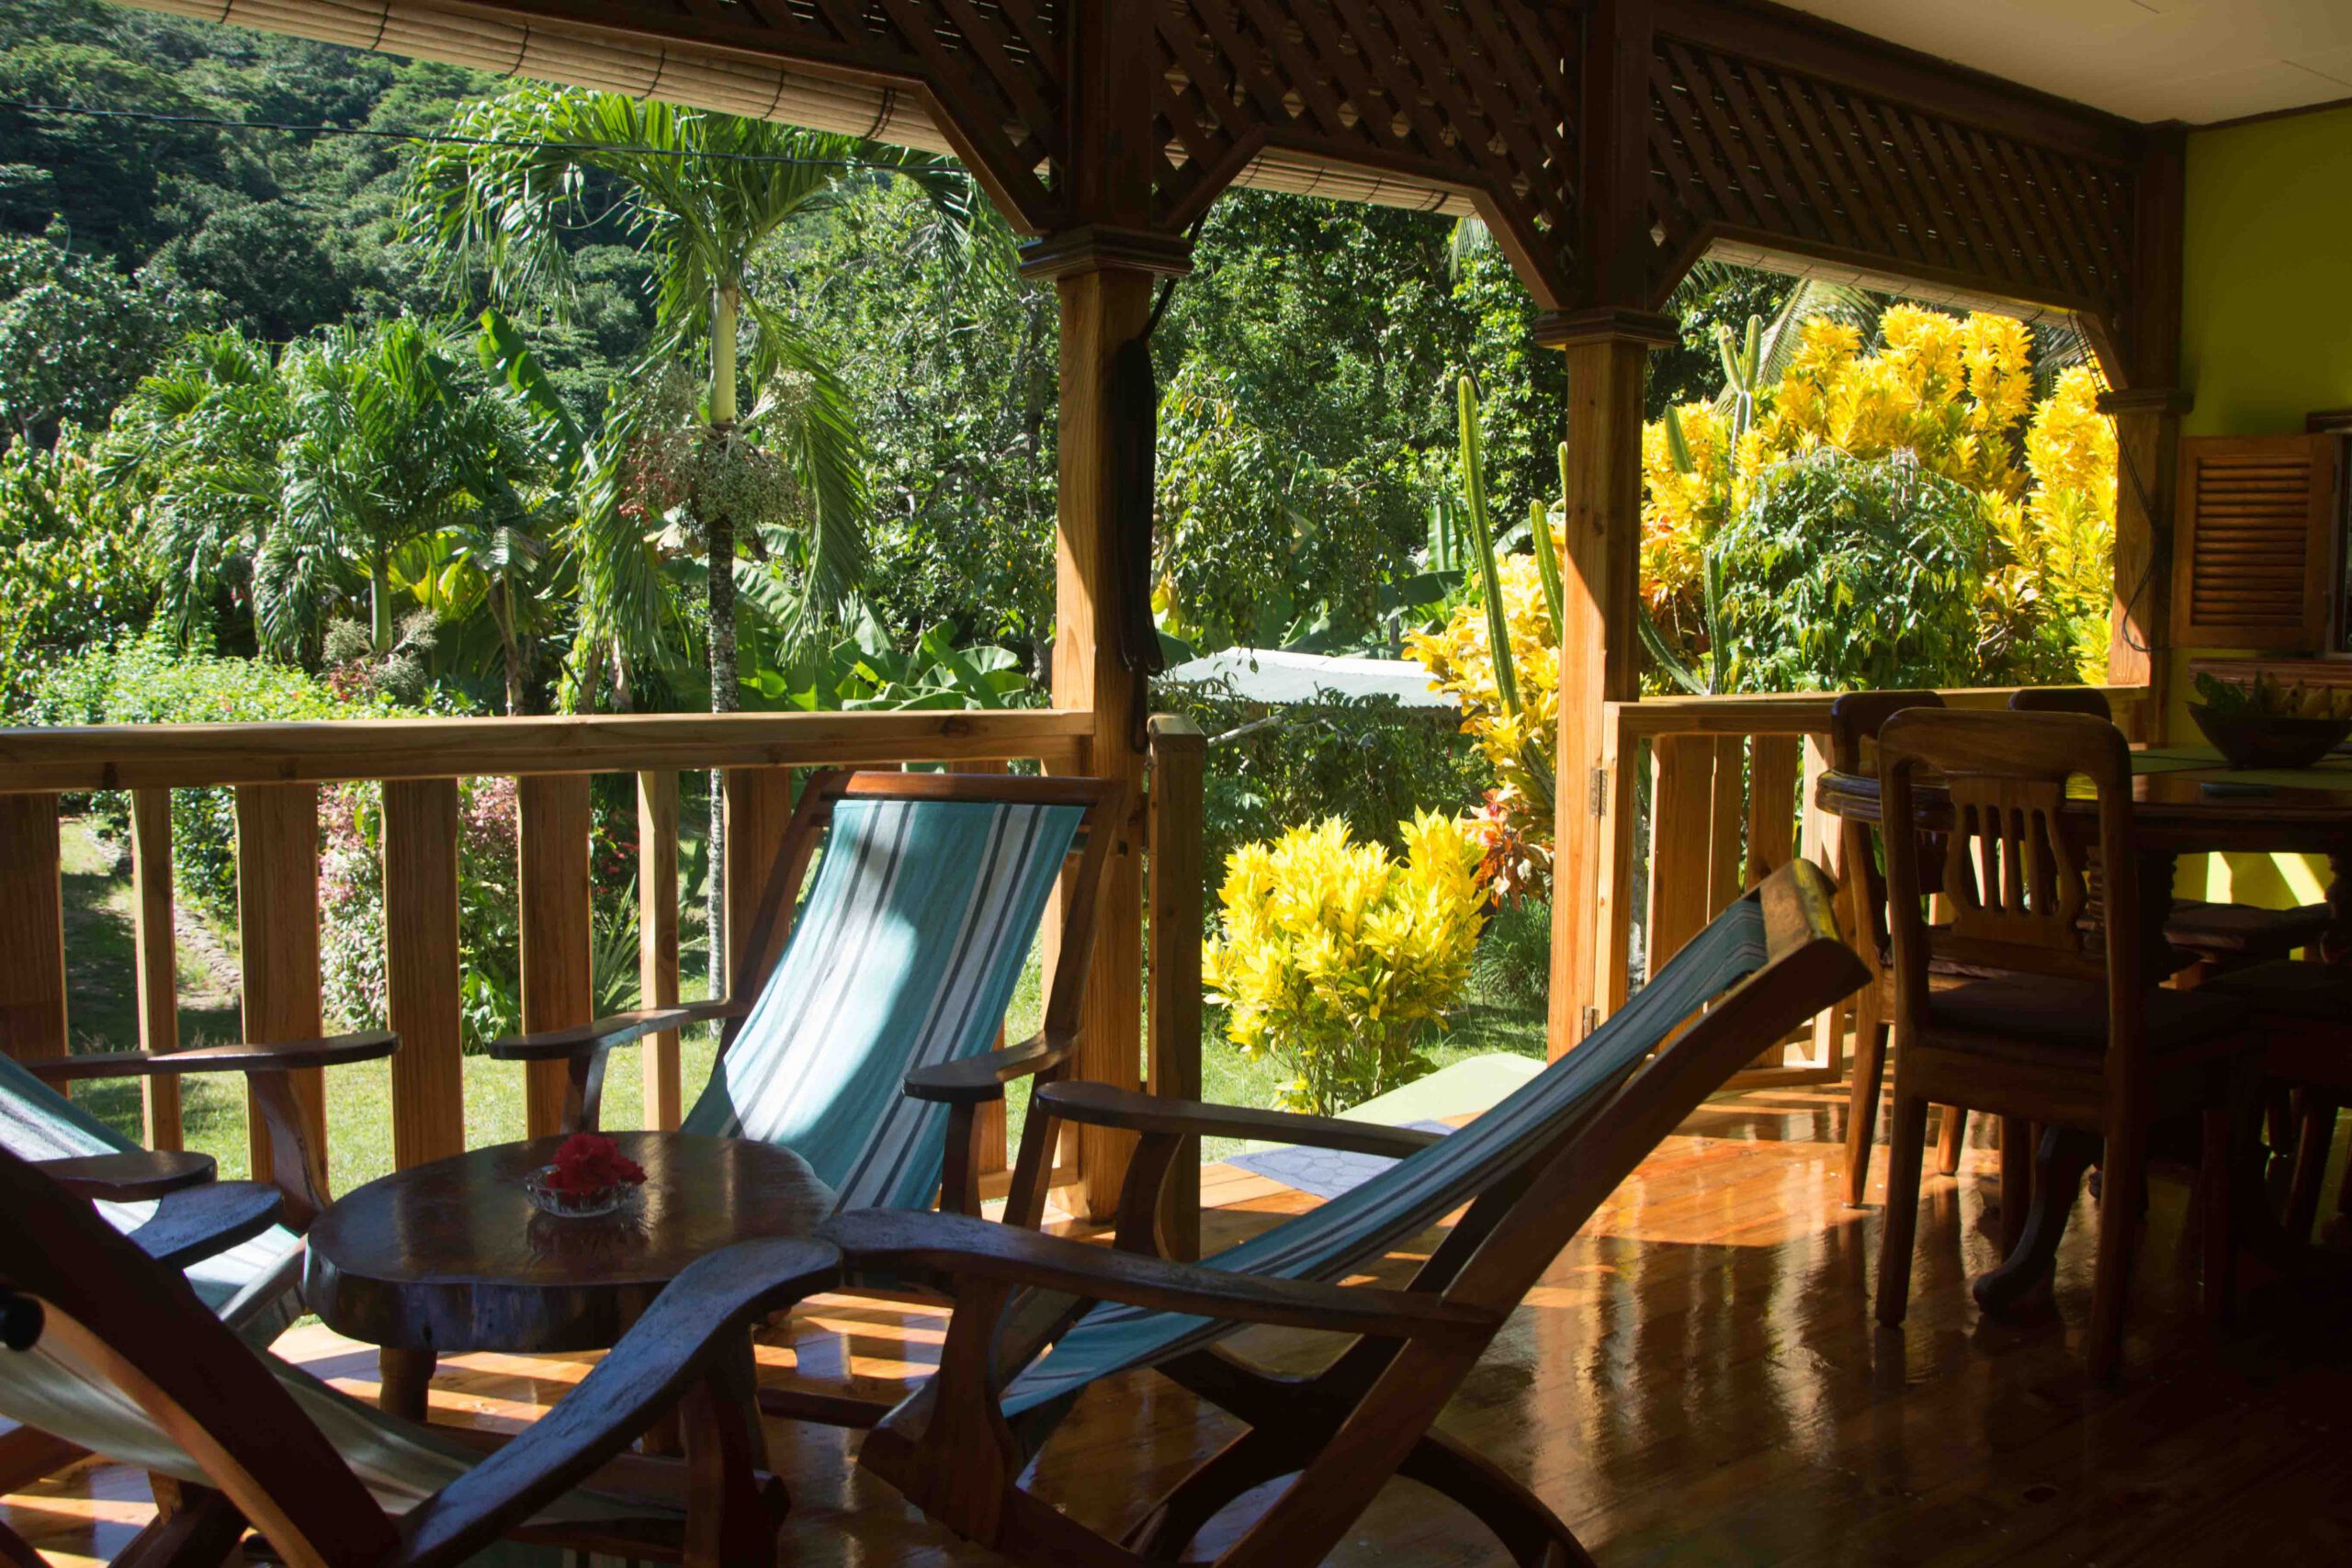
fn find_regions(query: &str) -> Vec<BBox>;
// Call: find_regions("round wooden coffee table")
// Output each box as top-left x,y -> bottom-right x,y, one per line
305,1131 -> 834,1420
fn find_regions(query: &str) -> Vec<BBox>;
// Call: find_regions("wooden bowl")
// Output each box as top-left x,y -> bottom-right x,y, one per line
2188,703 -> 2350,772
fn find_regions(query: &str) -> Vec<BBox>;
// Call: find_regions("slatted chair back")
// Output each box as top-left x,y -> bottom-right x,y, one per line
686,771 -> 1120,1213
1828,690 -> 1945,960
0,1054 -> 300,1337
2008,687 -> 2114,720
1879,709 -> 2142,1031
987,861 -> 1863,1425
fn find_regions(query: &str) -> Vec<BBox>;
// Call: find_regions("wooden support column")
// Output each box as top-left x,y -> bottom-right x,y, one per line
0,793 -> 66,1064
1543,310 -> 1677,1055
234,784 -> 325,1185
517,774 -> 592,1139
2099,121 -> 2188,738
130,789 -> 181,1148
382,779 -> 464,1168
1040,253 -> 1155,1221
638,770 -> 683,1130
1030,1 -> 1194,1217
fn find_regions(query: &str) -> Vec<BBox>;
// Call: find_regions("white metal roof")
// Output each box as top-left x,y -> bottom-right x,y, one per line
1160,649 -> 1457,710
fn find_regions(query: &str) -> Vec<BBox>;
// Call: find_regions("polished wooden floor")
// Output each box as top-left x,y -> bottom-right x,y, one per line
12,1086 -> 2352,1566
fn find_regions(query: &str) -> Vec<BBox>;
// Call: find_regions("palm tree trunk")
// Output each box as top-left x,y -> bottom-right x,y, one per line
371,552 -> 393,654
498,576 -> 528,716
704,282 -> 742,995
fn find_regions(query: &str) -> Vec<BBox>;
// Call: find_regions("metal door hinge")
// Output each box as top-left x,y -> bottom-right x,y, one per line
1588,766 -> 1608,818
1579,1005 -> 1600,1039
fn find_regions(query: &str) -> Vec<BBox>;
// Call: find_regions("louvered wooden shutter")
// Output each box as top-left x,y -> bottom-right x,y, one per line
2171,434 -> 2341,647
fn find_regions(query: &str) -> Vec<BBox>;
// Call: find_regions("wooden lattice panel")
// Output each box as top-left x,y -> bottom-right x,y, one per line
1152,0 -> 1578,303
1645,33 -> 2137,321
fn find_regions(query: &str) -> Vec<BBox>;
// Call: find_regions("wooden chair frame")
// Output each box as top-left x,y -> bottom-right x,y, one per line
1873,708 -> 2250,1381
1828,691 -> 1973,1203
493,768 -> 1126,1218
820,861 -> 1869,1568
0,1031 -> 397,1495
0,1144 -> 839,1568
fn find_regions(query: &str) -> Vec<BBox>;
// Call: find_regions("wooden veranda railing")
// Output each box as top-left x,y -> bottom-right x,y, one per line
1585,687 -> 2151,1089
0,708 -> 1206,1213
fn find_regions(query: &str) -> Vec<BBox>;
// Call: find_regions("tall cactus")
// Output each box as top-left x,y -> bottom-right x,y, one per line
1453,377 -> 1554,812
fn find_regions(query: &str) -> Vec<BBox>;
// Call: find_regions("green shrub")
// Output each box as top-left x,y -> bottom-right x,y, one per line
24,634 -> 424,914
1202,812 -> 1487,1115
0,433 -> 155,707
1471,895 -> 1553,1011
1155,682 -> 1488,883
1710,449 -> 2074,692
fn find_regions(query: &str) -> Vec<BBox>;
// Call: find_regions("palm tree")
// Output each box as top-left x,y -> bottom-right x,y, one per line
103,327 -> 289,652
407,85 -> 956,977
267,321 -> 492,662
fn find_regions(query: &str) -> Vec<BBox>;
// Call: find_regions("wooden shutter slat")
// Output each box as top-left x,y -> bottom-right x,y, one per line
2171,434 -> 2339,648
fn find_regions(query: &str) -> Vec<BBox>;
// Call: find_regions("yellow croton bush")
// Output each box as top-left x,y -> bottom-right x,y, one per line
1202,810 -> 1488,1116
1410,306 -> 2120,886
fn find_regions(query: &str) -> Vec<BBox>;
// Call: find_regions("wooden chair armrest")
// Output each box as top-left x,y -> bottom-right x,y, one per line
20,1032 -> 398,1082
902,1033 -> 1071,1104
395,1237 -> 841,1568
117,1182 -> 285,1271
487,1009 -> 702,1063
820,1211 -> 1498,1340
35,1150 -> 215,1202
1035,1081 -> 1446,1159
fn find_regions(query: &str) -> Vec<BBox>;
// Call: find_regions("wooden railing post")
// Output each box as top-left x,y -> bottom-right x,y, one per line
130,788 -> 181,1149
233,783 -> 325,1185
638,770 -> 683,1130
517,775 -> 592,1140
1147,715 -> 1205,1261
1590,709 -> 1641,1023
722,766 -> 795,998
0,793 -> 67,1065
1646,734 -> 1717,974
382,779 -> 464,1168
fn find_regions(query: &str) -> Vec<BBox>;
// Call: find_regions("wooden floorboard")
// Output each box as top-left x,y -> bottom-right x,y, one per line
9,1084 -> 2352,1565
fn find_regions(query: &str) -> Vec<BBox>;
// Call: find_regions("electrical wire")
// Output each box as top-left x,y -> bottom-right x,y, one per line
0,99 -> 939,174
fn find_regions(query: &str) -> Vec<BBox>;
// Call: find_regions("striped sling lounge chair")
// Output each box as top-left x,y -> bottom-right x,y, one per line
0,1029 -> 398,1492
0,1141 -> 841,1568
821,860 -> 1869,1568
486,770 -> 1124,1416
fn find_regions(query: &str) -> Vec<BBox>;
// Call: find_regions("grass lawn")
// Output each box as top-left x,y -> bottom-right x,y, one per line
54,816 -> 1549,1190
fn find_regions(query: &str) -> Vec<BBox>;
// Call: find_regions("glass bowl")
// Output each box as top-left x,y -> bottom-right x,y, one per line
523,1165 -> 628,1219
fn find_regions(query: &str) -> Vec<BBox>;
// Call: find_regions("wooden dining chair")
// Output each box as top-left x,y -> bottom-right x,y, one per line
2198,959 -> 2352,1242
1828,691 -> 1969,1204
2007,687 -> 2330,976
0,1142 -> 841,1567
1874,708 -> 2256,1381
815,861 -> 1869,1568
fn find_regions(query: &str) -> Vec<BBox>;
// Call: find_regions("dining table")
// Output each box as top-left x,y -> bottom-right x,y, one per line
1816,740 -> 2352,965
1816,739 -> 2352,1309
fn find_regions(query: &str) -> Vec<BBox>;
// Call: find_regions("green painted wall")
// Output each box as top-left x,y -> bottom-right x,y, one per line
2179,103 -> 2352,441
2170,103 -> 2352,906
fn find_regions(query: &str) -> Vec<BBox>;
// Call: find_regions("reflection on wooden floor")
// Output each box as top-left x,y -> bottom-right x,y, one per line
12,1086 -> 2352,1565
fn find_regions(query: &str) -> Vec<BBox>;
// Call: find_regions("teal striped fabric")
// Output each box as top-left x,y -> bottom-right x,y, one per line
992,895 -> 1772,1422
0,1053 -> 301,1340
684,795 -> 1083,1213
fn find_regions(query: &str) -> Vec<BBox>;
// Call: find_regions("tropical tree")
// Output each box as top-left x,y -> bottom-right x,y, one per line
103,325 -> 290,653
266,319 -> 508,663
407,84 -> 958,976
